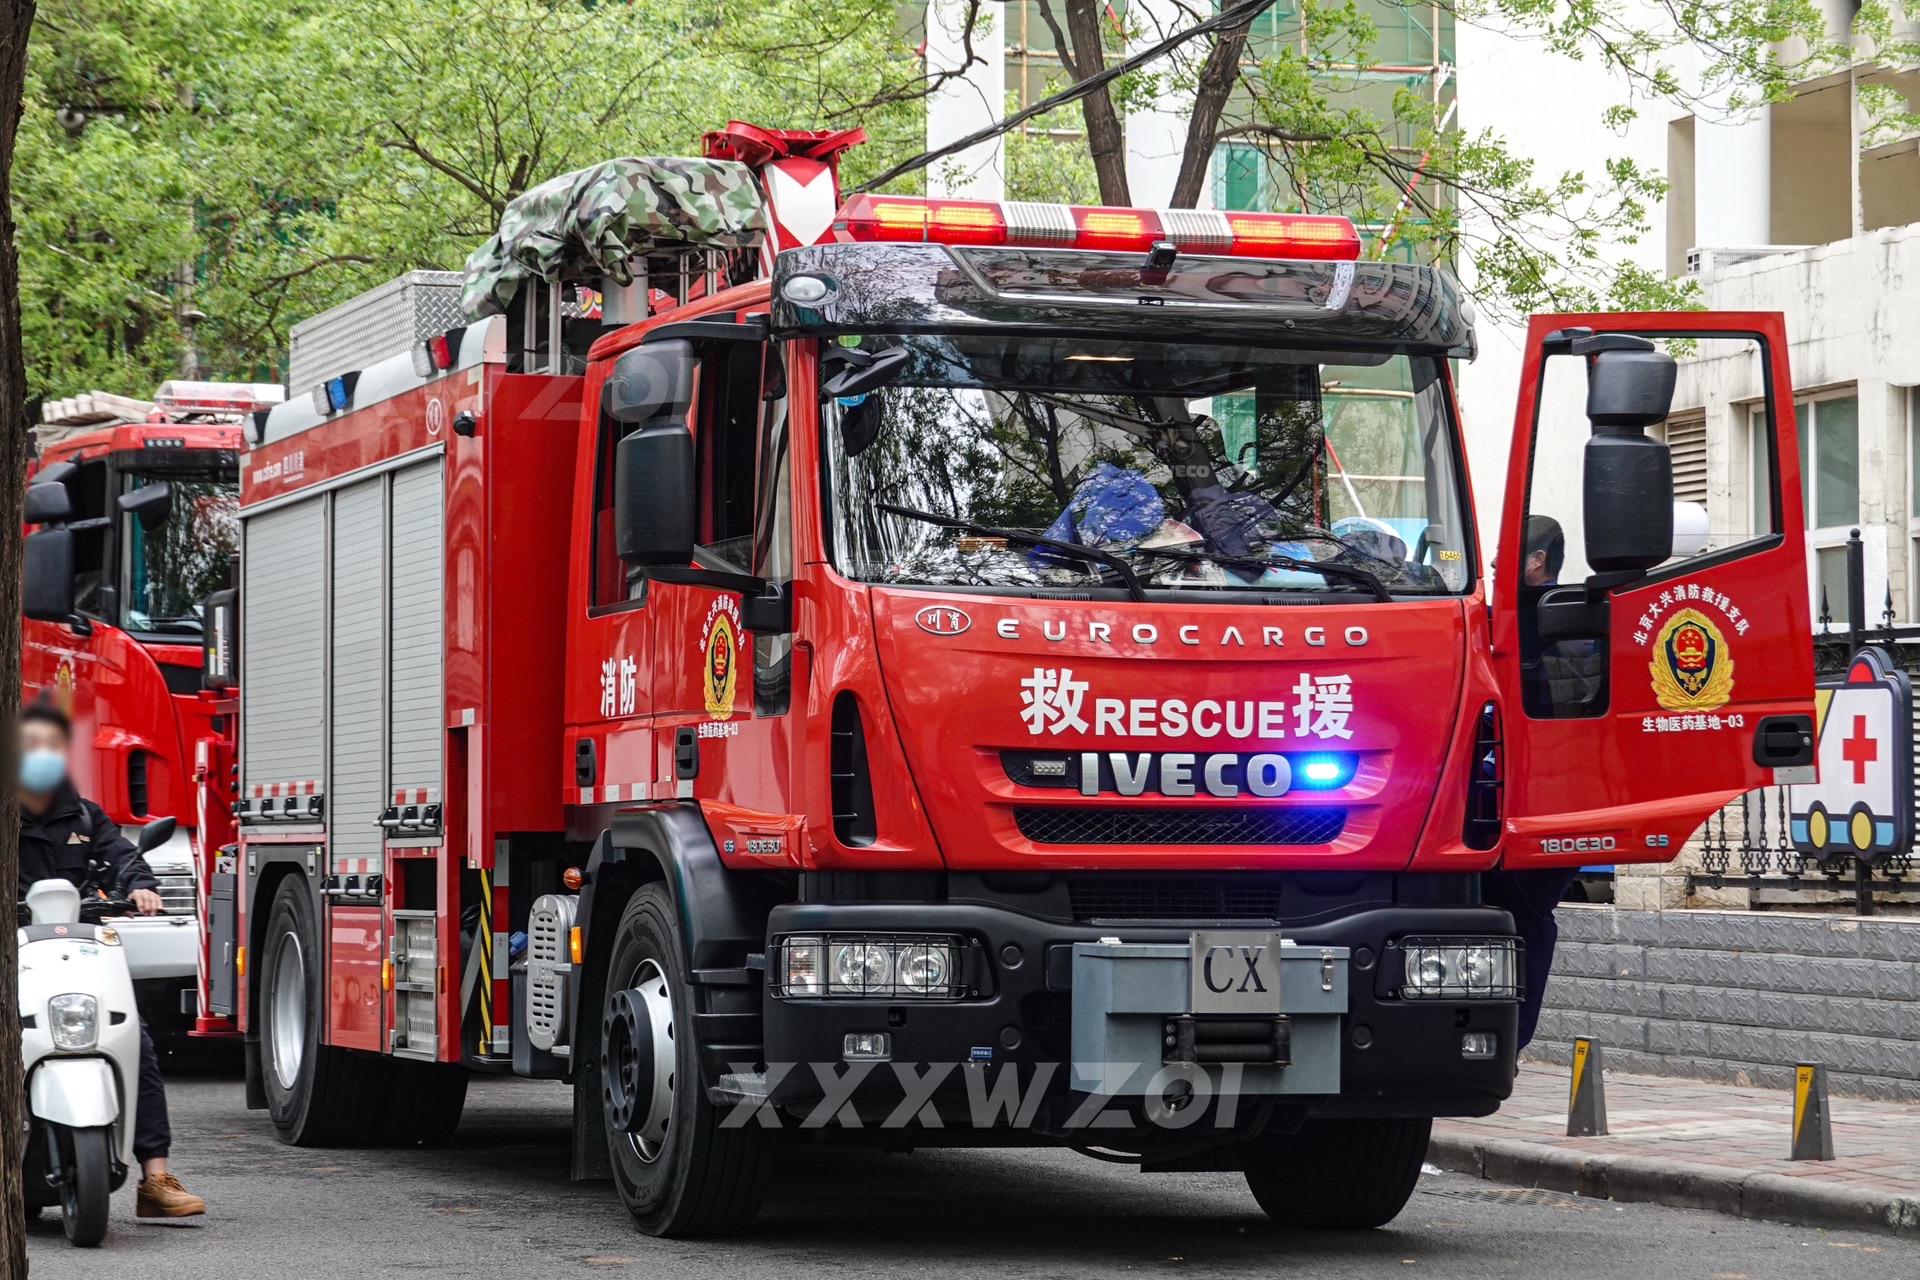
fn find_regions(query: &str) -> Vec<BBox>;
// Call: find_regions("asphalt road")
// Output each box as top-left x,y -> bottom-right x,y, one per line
23,1070 -> 1917,1278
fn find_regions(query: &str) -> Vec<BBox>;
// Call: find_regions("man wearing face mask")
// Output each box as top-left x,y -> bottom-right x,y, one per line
16,699 -> 208,1219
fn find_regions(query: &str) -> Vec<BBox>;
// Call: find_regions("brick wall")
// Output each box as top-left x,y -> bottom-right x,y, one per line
1531,904 -> 1920,1102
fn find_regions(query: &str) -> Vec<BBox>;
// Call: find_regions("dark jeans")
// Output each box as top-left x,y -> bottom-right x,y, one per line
134,1020 -> 171,1164
1481,868 -> 1579,1050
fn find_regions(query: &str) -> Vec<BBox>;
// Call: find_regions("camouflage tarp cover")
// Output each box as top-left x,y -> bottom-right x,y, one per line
459,157 -> 769,318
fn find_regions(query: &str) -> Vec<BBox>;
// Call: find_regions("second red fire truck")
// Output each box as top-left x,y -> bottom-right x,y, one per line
24,122 -> 1818,1234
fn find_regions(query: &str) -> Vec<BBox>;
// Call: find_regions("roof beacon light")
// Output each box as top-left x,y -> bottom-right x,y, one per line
834,195 -> 1360,261
151,380 -> 285,419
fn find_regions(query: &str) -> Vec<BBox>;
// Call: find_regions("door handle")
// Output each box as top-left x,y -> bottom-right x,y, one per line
1753,714 -> 1814,768
574,738 -> 598,787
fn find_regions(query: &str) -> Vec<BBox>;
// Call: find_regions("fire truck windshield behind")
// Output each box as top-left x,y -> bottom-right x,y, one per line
822,332 -> 1471,599
118,468 -> 238,635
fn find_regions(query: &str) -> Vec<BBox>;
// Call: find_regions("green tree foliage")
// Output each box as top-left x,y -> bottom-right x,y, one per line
1004,0 -> 1920,320
16,0 -> 926,400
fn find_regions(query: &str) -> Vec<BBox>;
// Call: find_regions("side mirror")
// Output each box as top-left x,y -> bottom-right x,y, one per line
24,482 -> 72,525
118,480 -> 173,531
604,338 -> 697,568
822,346 -> 909,399
1582,346 -> 1676,574
23,528 -> 77,623
136,816 -> 177,855
615,424 -> 696,566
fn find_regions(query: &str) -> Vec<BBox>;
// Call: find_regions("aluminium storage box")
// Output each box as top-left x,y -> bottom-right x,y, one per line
287,270 -> 465,395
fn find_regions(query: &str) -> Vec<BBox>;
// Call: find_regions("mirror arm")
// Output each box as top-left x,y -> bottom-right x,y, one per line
646,566 -> 791,635
66,614 -> 93,638
640,317 -> 769,347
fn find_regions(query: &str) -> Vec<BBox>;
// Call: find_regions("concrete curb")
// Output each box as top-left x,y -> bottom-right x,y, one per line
1427,1132 -> 1920,1238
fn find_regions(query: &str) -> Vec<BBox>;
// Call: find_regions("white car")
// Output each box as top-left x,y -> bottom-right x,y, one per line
115,824 -> 199,1012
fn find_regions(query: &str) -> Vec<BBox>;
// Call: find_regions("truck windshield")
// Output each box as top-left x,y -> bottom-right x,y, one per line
119,471 -> 239,634
821,333 -> 1471,598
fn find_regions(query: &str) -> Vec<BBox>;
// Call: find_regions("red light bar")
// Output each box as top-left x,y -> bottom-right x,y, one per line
833,196 -> 1360,261
837,195 -> 1007,245
1071,204 -> 1164,251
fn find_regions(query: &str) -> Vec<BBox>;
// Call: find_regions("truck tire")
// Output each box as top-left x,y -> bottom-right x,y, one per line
1243,1116 -> 1431,1229
378,1059 -> 469,1146
259,876 -> 387,1145
598,883 -> 773,1237
56,1124 -> 112,1247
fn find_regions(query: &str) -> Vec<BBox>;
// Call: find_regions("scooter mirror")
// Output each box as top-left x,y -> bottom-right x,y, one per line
136,816 -> 177,855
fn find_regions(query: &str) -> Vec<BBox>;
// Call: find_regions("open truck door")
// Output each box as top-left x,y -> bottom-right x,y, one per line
1492,312 -> 1817,869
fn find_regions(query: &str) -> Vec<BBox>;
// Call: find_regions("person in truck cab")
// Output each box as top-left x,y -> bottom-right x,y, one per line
16,699 -> 208,1219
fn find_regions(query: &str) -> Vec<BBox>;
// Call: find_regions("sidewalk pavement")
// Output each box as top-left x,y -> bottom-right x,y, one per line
1429,1061 -> 1920,1238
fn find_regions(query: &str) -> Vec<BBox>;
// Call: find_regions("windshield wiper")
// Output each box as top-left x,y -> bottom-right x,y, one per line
1129,545 -> 1392,602
877,503 -> 1147,602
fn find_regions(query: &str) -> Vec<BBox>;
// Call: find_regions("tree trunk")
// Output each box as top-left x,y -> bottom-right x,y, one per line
0,0 -> 35,1268
1169,19 -> 1255,209
1060,0 -> 1131,206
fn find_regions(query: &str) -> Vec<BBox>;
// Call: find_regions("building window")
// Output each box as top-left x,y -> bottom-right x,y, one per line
1751,391 -> 1859,622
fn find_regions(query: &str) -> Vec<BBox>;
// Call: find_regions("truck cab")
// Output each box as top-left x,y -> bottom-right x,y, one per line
215,126 -> 1817,1238
23,380 -> 269,1035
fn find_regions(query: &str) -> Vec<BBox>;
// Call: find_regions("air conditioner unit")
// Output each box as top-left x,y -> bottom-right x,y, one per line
1685,245 -> 1812,276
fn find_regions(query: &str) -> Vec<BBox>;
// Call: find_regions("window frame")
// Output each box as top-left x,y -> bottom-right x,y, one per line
1751,388 -> 1859,623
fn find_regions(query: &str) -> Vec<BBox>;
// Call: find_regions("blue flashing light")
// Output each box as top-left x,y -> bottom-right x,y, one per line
1294,753 -> 1354,790
325,376 -> 352,413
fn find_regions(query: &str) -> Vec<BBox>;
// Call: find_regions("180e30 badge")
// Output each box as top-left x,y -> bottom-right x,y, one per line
1650,607 -> 1734,712
701,597 -> 741,720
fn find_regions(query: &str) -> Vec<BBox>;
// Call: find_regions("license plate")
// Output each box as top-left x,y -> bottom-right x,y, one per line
1189,930 -> 1282,1015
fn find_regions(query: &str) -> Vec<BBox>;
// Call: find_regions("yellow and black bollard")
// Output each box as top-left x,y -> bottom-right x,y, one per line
1791,1062 -> 1835,1161
1566,1036 -> 1609,1137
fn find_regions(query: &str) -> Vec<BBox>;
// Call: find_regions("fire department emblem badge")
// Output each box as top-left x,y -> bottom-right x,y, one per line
701,598 -> 741,721
52,659 -> 76,717
1650,607 -> 1733,712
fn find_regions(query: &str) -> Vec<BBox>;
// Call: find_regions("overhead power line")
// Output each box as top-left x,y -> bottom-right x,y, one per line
852,0 -> 1278,194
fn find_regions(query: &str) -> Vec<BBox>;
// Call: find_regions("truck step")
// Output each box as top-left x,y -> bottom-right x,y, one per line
707,1071 -> 772,1107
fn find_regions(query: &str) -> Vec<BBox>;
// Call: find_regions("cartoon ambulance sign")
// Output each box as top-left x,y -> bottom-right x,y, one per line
1787,647 -> 1913,861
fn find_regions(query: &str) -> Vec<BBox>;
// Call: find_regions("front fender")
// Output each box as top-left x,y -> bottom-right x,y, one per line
29,1057 -> 121,1129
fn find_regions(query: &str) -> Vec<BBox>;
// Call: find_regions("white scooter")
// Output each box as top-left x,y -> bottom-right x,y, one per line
17,816 -> 174,1246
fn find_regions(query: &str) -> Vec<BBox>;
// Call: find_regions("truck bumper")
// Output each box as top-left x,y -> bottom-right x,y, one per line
758,899 -> 1518,1131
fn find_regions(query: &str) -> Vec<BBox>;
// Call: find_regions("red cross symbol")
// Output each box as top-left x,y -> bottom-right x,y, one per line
1842,714 -> 1879,786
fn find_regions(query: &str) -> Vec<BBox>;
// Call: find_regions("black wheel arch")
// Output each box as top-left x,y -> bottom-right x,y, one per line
566,803 -> 780,1182
242,852 -> 316,1111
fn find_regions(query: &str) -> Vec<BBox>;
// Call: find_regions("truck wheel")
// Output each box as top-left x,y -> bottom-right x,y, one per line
378,1059 -> 469,1146
598,883 -> 773,1237
259,876 -> 386,1145
55,1125 -> 112,1247
1243,1117 -> 1431,1229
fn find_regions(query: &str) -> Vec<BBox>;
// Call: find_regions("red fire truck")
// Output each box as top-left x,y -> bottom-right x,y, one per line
21,380 -> 274,1038
81,124 -> 1815,1234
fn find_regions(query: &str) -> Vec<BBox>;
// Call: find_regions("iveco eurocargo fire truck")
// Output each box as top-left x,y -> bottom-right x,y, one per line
94,122 -> 1815,1234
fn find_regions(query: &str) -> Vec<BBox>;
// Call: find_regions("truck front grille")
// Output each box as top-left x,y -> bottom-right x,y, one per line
155,872 -> 196,916
1013,806 -> 1345,847
1066,874 -> 1294,922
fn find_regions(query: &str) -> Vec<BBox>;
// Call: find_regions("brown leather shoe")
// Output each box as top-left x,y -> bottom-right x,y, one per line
136,1172 -> 207,1219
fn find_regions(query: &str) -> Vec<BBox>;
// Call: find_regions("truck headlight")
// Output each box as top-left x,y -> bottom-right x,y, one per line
774,935 -> 962,998
1399,937 -> 1518,999
47,993 -> 99,1051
